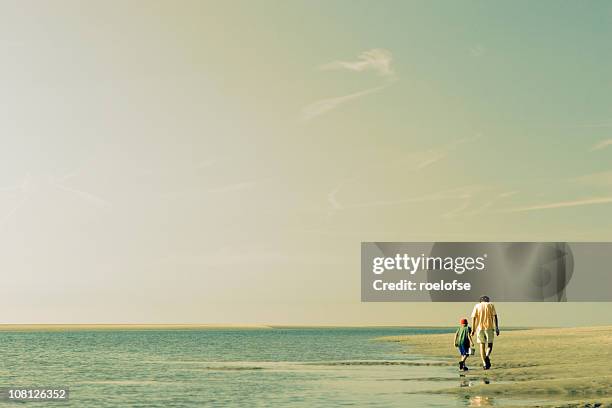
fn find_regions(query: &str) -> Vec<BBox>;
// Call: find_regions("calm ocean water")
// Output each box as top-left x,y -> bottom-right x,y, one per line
0,327 -> 489,407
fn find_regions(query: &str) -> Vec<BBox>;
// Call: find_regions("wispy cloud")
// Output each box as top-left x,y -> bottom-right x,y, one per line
160,248 -> 344,268
207,180 -> 257,194
500,196 -> 612,212
302,49 -> 395,122
47,172 -> 111,208
328,186 -> 476,212
324,136 -> 482,216
319,49 -> 394,77
569,170 -> 612,186
468,44 -> 486,57
0,195 -> 30,227
327,187 -> 343,211
461,190 -> 518,217
0,172 -> 110,228
590,139 -> 612,151
300,84 -> 387,121
416,135 -> 481,170
415,150 -> 448,170
569,120 -> 612,129
53,184 -> 111,208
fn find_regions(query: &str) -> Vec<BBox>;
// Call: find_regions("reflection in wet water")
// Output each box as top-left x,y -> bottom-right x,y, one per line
469,395 -> 494,406
459,377 -> 492,387
457,376 -> 494,407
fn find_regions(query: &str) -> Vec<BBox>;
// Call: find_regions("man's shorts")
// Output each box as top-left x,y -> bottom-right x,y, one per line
476,328 -> 495,344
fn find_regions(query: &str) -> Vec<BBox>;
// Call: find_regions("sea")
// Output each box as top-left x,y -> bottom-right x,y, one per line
0,327 -> 500,407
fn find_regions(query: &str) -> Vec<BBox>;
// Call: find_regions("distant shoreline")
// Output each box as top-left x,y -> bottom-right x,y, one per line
0,324 -> 273,331
0,324 -> 539,331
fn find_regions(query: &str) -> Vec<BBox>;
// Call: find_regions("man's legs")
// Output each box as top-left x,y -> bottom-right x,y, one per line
478,343 -> 487,366
481,330 -> 494,369
484,330 -> 494,368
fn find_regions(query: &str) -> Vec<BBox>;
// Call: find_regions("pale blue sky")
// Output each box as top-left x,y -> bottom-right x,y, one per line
0,1 -> 611,325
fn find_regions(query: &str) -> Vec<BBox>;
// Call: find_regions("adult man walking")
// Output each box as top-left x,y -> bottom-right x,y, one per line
471,295 -> 499,370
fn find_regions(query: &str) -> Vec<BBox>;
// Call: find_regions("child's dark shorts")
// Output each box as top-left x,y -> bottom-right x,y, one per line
458,345 -> 470,356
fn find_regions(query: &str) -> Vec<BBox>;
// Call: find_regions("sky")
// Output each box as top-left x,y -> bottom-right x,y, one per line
1,1 -> 611,326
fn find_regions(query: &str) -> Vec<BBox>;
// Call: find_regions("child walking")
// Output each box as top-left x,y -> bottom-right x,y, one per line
453,318 -> 473,371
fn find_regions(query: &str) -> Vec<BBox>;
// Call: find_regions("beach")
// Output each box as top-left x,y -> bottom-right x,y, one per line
1,325 -> 609,406
382,326 -> 612,407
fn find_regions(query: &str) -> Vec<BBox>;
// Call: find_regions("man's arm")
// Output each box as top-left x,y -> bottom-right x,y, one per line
470,304 -> 478,335
453,331 -> 458,347
495,314 -> 500,336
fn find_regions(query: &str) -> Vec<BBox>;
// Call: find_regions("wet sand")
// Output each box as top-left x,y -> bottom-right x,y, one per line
382,326 -> 612,407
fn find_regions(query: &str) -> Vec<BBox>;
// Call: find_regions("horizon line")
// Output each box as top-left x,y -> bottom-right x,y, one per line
0,323 -> 578,331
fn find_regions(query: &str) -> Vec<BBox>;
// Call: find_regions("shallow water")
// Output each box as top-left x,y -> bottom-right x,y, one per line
0,327 -> 532,407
